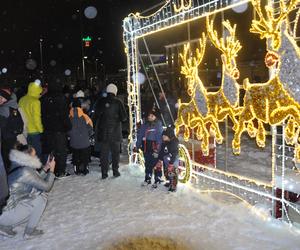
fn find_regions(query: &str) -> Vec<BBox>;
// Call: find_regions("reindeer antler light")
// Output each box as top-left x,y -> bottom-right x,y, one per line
180,33 -> 207,79
250,0 -> 300,50
206,16 -> 242,73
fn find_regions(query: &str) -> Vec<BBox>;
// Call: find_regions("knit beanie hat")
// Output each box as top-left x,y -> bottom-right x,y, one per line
106,84 -> 118,96
162,126 -> 175,139
75,90 -> 85,98
0,88 -> 11,101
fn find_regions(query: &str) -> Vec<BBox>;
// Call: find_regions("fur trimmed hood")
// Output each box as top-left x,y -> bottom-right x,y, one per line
9,149 -> 42,169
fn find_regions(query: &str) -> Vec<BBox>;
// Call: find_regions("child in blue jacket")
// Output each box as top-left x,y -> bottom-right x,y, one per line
136,109 -> 163,185
153,126 -> 179,192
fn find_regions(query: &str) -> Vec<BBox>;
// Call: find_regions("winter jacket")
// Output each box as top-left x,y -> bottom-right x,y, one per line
158,137 -> 179,165
18,82 -> 43,134
0,94 -> 24,140
4,149 -> 55,211
41,92 -> 71,133
69,108 -> 93,149
94,93 -> 127,142
0,152 -> 8,214
136,119 -> 163,153
0,93 -> 18,118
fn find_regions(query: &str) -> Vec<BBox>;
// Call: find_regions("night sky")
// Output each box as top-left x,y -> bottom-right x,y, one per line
0,0 -> 162,83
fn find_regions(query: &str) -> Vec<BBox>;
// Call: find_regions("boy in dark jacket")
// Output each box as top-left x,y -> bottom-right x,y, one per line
69,99 -> 93,175
136,109 -> 163,185
153,126 -> 179,192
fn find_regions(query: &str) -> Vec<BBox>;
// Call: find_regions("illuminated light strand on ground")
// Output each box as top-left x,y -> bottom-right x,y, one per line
192,161 -> 273,188
185,185 -> 270,221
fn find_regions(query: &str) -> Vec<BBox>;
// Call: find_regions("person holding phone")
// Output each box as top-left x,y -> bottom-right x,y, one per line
0,143 -> 56,239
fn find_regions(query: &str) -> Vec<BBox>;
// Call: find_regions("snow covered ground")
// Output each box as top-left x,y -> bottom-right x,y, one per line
1,155 -> 300,250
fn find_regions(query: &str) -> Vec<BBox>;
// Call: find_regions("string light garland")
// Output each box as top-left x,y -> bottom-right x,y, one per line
178,144 -> 192,183
173,0 -> 192,13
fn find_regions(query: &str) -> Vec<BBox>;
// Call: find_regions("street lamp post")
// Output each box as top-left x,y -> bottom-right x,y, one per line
83,56 -> 87,81
39,38 -> 44,81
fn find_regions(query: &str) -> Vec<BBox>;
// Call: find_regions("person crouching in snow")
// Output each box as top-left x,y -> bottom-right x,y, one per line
69,98 -> 93,175
153,126 -> 179,192
136,108 -> 163,186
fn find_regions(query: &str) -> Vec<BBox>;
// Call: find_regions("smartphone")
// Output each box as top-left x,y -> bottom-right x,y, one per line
49,152 -> 54,161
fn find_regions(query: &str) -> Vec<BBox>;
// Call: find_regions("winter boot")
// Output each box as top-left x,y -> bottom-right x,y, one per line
164,182 -> 170,188
113,170 -> 121,178
0,225 -> 17,238
23,228 -> 44,240
102,173 -> 108,179
141,179 -> 151,186
168,169 -> 178,192
74,165 -> 80,175
82,165 -> 89,176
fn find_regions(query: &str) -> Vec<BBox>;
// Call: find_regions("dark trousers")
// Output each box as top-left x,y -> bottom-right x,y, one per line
27,134 -> 42,160
72,147 -> 90,173
144,152 -> 158,182
100,141 -> 121,176
43,132 -> 67,176
1,137 -> 17,172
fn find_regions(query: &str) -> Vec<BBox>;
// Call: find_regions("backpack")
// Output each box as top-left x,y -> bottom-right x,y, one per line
2,107 -> 24,140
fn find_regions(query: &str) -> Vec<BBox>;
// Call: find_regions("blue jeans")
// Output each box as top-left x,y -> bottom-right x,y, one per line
27,134 -> 42,160
144,152 -> 158,182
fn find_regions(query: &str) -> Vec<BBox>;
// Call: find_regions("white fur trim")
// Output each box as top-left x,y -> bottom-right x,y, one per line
9,150 -> 42,169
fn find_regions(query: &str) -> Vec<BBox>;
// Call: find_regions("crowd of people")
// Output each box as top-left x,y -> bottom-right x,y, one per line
0,79 -> 180,239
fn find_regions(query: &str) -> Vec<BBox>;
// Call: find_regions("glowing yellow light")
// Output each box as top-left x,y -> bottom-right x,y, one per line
174,0 -> 192,13
178,144 -> 192,183
232,0 -> 300,163
176,17 -> 242,155
130,0 -> 251,39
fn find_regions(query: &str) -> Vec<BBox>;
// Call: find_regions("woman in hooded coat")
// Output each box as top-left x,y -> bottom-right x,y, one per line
0,143 -> 56,239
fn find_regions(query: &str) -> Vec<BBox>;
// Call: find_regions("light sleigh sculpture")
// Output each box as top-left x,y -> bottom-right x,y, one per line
123,0 -> 300,228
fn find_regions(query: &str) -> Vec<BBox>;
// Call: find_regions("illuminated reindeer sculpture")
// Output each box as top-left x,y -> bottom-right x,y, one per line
232,0 -> 300,161
175,34 -> 223,155
190,17 -> 242,130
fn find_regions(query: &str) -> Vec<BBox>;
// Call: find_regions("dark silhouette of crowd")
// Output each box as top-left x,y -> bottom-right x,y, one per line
0,78 -> 179,239
0,80 -> 127,238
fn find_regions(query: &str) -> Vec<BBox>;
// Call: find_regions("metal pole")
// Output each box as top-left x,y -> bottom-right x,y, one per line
140,1 -> 166,15
78,5 -> 86,84
142,37 -> 175,124
138,51 -> 166,126
39,38 -> 44,81
82,57 -> 86,81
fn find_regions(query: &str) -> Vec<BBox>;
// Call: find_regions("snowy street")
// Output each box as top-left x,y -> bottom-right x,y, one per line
1,156 -> 300,250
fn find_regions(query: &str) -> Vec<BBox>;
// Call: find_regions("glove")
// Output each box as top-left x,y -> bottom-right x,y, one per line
154,160 -> 163,171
